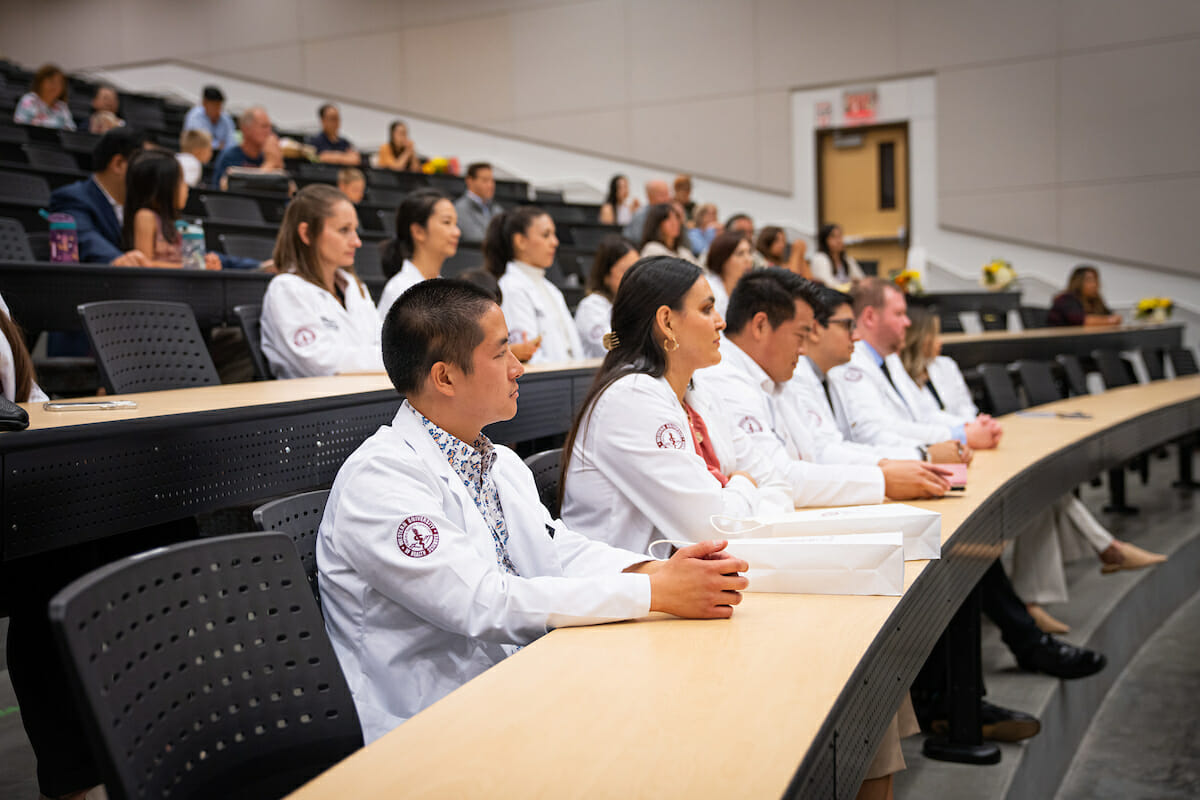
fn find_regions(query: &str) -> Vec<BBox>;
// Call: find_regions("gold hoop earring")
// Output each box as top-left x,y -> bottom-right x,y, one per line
663,336 -> 679,353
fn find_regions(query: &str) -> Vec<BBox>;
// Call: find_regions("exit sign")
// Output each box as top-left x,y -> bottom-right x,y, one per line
843,88 -> 877,124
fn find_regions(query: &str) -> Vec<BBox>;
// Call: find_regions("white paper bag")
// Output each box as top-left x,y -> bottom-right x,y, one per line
718,504 -> 941,561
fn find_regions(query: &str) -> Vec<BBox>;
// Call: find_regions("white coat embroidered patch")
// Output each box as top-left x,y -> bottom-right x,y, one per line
844,366 -> 863,382
293,327 -> 317,347
397,515 -> 439,558
738,415 -> 764,434
655,422 -> 686,450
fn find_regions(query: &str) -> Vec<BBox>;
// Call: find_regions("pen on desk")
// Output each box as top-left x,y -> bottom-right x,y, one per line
43,400 -> 139,412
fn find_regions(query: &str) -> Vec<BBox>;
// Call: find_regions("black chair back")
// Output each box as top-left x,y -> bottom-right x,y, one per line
49,531 -> 362,800
1168,347 -> 1199,377
353,241 -> 384,280
200,193 -> 265,224
1140,349 -> 1166,382
219,233 -> 276,262
523,448 -> 563,520
232,303 -> 272,380
0,169 -> 51,206
22,143 -> 80,170
977,363 -> 1022,415
78,300 -> 220,393
0,216 -> 33,261
566,226 -> 614,249
441,245 -> 484,279
375,208 -> 396,236
1056,354 -> 1090,396
1091,349 -> 1135,388
1013,360 -> 1063,407
1019,306 -> 1049,329
253,490 -> 331,604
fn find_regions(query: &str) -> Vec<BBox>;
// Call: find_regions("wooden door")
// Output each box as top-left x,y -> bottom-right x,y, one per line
817,123 -> 909,278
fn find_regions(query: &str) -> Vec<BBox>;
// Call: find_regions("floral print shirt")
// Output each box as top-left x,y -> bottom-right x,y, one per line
13,92 -> 76,130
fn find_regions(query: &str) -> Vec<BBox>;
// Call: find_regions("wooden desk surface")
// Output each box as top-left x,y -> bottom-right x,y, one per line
286,376 -> 1200,800
939,321 -> 1179,346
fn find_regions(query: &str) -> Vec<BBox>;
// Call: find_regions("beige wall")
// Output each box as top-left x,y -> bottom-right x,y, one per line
2,0 -> 1199,275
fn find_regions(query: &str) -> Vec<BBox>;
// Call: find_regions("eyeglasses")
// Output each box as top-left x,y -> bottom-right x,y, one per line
826,318 -> 856,333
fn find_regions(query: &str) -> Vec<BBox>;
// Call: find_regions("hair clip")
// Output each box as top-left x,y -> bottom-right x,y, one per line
602,331 -> 621,351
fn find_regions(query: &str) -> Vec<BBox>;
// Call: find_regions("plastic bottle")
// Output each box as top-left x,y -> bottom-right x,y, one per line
181,220 -> 206,270
41,210 -> 78,263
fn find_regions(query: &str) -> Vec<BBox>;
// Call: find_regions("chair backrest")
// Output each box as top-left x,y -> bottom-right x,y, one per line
567,226 -> 611,249
78,300 -> 221,394
49,531 -> 363,800
1055,354 -> 1090,396
365,187 -> 405,208
253,490 -> 332,603
375,208 -> 396,235
1168,347 -> 1199,377
0,169 -> 51,205
523,448 -> 563,520
200,193 -> 265,224
1013,360 -> 1063,407
232,303 -> 272,380
219,233 -> 276,262
22,143 -> 80,170
1139,348 -> 1166,381
1019,306 -> 1049,329
976,363 -> 1023,415
1091,349 -> 1135,388
353,241 -> 384,280
0,216 -> 33,261
441,245 -> 484,279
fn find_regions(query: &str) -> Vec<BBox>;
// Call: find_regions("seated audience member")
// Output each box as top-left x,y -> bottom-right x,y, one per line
485,207 -> 581,364
725,213 -> 770,269
211,106 -> 284,187
599,173 -> 639,226
687,202 -> 720,255
13,63 -> 75,130
183,85 -> 236,151
562,256 -> 792,556
317,278 -> 750,742
456,267 -> 502,302
88,84 -> 124,134
337,167 -> 366,205
640,203 -> 696,263
830,278 -> 1000,452
699,269 -> 951,506
377,189 -> 460,319
122,150 -> 220,270
755,225 -> 811,277
1047,264 -> 1122,327
49,127 -> 152,266
375,119 -> 420,171
260,184 -> 383,378
704,230 -> 754,319
454,162 -> 502,241
308,103 -> 361,166
176,128 -> 213,188
574,236 -> 638,358
810,223 -> 865,286
673,174 -> 695,221
623,179 -> 670,241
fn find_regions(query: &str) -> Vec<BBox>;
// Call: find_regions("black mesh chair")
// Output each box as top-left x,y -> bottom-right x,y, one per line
441,246 -> 484,279
0,216 -> 33,261
219,233 -> 276,263
297,162 -> 339,183
49,531 -> 363,800
1055,354 -> 1090,396
976,363 -> 1022,416
253,490 -> 332,603
1091,349 -> 1136,388
78,300 -> 221,394
0,169 -> 51,206
1169,347 -> 1199,377
365,187 -> 405,208
375,208 -> 396,236
523,448 -> 563,521
232,304 -> 272,381
22,143 -> 80,170
566,226 -> 613,249
1140,349 -> 1166,382
26,230 -> 50,261
200,194 -> 265,224
1018,306 -> 1049,329
1013,360 -> 1063,407
0,124 -> 29,144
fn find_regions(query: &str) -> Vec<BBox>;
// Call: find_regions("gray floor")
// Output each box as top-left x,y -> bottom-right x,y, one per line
1055,590 -> 1200,800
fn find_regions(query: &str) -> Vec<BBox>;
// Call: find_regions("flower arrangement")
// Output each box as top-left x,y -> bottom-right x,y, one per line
981,259 -> 1016,291
421,156 -> 460,176
892,269 -> 923,295
1135,297 -> 1173,322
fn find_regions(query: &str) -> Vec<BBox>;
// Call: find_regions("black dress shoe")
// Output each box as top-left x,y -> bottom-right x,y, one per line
1016,634 -> 1107,679
927,700 -> 1042,742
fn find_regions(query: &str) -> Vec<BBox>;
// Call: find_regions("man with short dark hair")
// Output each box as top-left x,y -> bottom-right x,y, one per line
183,84 -> 236,151
308,103 -> 361,166
317,278 -> 751,743
454,162 -> 501,241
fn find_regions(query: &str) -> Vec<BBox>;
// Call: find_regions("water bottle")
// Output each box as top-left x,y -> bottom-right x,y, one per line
42,210 -> 78,262
181,220 -> 206,270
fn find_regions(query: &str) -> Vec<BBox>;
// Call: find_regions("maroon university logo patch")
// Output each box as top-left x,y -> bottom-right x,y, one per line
738,415 -> 764,434
844,366 -> 863,382
397,515 -> 439,558
293,327 -> 317,347
655,422 -> 686,450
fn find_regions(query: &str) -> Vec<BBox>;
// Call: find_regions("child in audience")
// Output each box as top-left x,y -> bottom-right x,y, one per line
336,167 -> 366,205
121,150 -> 220,269
377,189 -> 460,319
176,128 -> 213,188
574,235 -> 637,359
484,207 -> 581,363
260,183 -> 383,378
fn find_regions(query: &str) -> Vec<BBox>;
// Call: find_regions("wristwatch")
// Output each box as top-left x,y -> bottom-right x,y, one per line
916,444 -> 930,462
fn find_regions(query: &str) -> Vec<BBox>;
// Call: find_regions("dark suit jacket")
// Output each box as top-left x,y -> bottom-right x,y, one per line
48,178 -> 124,263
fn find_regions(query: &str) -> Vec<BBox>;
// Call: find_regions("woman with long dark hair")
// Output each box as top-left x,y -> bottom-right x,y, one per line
810,222 -> 864,286
598,174 -> 638,226
561,256 -> 790,555
704,230 -> 755,319
639,203 -> 696,263
377,189 -> 460,318
574,236 -> 638,358
1047,265 -> 1122,327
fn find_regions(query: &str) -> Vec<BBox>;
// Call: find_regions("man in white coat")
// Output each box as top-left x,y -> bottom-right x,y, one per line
316,279 -> 750,743
696,268 -> 953,504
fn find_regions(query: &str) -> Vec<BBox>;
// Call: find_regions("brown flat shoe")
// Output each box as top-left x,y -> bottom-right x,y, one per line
1026,603 -> 1070,634
1100,541 -> 1168,574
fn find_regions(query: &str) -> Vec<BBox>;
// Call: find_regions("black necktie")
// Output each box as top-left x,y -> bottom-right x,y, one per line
926,379 -> 946,410
880,360 -> 913,415
821,376 -> 834,411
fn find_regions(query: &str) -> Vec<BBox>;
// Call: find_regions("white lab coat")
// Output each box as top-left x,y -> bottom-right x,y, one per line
376,259 -> 426,321
261,270 -> 384,379
318,402 -> 652,744
809,252 -> 865,286
0,294 -> 46,403
920,355 -> 980,420
829,341 -> 955,446
696,340 -> 883,506
573,293 -> 612,359
498,261 -> 583,364
562,371 -> 792,555
790,357 -> 919,463
707,271 -> 730,320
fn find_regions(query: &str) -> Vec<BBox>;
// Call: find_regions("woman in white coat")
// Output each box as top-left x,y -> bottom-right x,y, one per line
261,184 -> 384,379
810,223 -> 865,287
562,256 -> 792,557
573,235 -> 637,359
376,189 -> 460,319
484,206 -> 582,364
704,230 -> 755,320
639,203 -> 697,264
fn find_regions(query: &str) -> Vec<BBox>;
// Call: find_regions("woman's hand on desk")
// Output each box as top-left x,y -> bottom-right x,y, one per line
637,540 -> 750,619
879,459 -> 952,500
